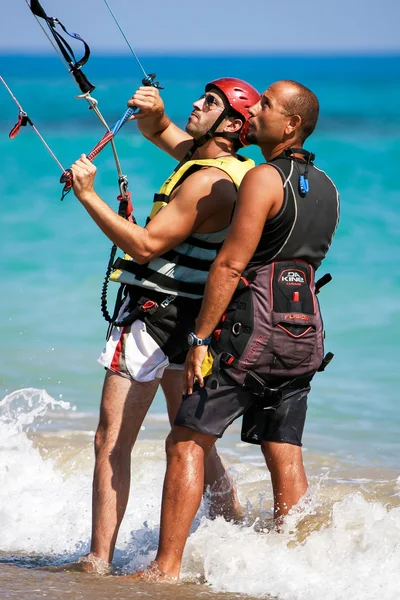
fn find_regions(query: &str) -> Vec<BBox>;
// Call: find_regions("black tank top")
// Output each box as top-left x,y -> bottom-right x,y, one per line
249,152 -> 340,270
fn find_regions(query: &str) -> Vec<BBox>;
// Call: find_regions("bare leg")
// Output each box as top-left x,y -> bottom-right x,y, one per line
54,370 -> 159,573
159,369 -> 186,427
160,370 -> 241,521
126,425 -> 217,580
90,370 -> 160,564
261,441 -> 308,522
203,448 -> 243,521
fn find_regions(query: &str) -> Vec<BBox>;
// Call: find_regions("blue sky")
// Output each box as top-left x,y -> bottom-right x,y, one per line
1,0 -> 399,54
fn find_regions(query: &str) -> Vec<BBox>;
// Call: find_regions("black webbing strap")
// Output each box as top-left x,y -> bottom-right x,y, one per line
317,352 -> 334,372
112,258 -> 205,296
184,236 -> 222,250
159,249 -> 213,271
29,0 -> 95,94
152,193 -> 169,205
315,273 -> 332,293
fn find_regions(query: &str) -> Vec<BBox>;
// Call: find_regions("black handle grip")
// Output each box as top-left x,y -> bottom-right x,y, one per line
71,67 -> 95,94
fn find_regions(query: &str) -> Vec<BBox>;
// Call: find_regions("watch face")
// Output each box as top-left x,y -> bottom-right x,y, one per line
188,333 -> 210,346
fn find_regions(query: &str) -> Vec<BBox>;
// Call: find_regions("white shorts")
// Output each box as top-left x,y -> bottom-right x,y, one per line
98,318 -> 184,383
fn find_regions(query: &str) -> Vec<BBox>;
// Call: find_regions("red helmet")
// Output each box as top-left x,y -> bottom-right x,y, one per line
205,77 -> 260,146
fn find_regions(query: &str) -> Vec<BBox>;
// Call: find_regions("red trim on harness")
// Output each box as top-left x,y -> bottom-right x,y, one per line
214,329 -> 221,341
226,355 -> 235,365
240,276 -> 249,287
284,313 -> 310,321
141,300 -> 158,311
277,324 -> 313,338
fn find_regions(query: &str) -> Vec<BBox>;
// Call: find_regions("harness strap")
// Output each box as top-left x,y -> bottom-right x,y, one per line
112,258 -> 206,296
153,193 -> 169,205
159,249 -> 213,271
317,352 -> 334,372
115,298 -> 160,328
183,236 -> 222,250
315,273 -> 332,293
207,348 -> 314,410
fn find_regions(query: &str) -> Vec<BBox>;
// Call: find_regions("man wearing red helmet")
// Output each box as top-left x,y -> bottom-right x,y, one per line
68,78 -> 260,573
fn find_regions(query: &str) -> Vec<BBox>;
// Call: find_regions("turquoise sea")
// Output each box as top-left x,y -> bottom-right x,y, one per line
0,55 -> 399,600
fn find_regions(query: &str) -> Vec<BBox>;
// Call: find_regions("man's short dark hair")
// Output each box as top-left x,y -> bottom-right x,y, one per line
281,81 -> 319,142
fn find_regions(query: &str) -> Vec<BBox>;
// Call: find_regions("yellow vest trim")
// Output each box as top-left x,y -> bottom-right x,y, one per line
110,155 -> 255,283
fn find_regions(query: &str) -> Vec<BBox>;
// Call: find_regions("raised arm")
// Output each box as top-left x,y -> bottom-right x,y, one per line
70,156 -> 236,263
127,86 -> 194,161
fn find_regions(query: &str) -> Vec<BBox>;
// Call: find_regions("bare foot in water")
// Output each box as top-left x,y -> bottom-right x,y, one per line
40,553 -> 111,575
123,561 -> 178,583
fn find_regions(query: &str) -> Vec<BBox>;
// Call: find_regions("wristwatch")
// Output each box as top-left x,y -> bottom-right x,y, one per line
187,332 -> 212,346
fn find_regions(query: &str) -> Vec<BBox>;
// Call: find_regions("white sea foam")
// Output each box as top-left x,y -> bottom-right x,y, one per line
0,388 -> 167,560
1,388 -> 399,599
182,495 -> 400,600
0,388 -> 89,555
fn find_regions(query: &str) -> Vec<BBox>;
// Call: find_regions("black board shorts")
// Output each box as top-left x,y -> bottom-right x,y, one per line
174,370 -> 310,446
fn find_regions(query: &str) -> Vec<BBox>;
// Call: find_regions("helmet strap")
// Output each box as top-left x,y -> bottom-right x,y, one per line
172,107 -> 234,173
211,131 -> 240,141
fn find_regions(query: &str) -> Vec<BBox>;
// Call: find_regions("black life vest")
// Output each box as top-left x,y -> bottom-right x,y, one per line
209,150 -> 340,392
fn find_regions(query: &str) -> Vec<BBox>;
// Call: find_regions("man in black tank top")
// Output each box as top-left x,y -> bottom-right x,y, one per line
131,81 -> 340,581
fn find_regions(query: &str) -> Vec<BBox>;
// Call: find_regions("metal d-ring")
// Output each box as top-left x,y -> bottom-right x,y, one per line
232,322 -> 242,336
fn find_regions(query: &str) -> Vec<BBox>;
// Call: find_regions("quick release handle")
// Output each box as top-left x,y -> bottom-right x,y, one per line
60,169 -> 72,184
60,169 -> 73,200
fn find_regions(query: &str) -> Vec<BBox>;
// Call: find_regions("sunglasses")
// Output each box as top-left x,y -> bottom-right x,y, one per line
199,93 -> 223,109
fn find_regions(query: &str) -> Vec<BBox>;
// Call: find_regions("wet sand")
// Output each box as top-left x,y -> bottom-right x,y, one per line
0,563 -> 263,600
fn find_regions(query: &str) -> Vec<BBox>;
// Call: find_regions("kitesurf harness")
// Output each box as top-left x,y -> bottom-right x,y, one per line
208,260 -> 334,407
109,154 -> 255,301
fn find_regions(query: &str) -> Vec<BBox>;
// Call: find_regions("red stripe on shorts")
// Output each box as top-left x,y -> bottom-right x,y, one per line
110,326 -> 128,373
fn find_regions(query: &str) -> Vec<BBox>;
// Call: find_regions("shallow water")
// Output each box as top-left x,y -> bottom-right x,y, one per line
0,389 -> 399,600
